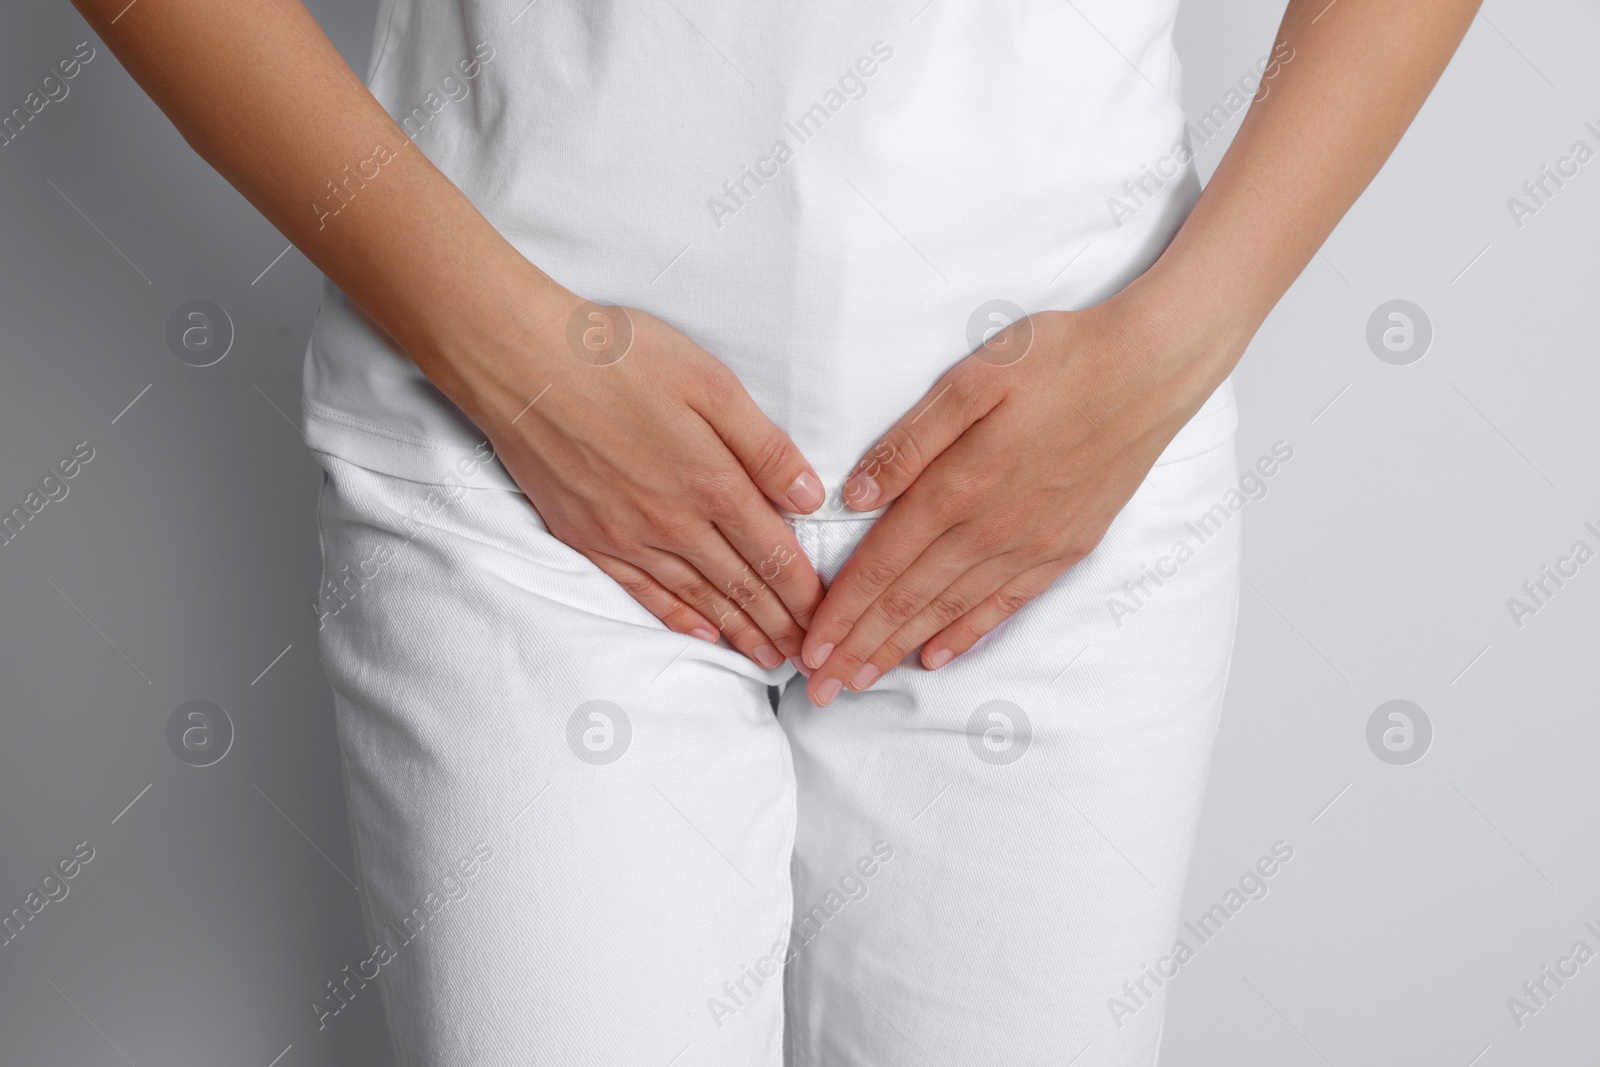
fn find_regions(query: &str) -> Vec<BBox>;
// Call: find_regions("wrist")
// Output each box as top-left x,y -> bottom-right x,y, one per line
408,254 -> 583,430
1105,257 -> 1258,393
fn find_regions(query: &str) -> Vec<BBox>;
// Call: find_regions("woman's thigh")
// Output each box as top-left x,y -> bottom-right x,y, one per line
313,455 -> 797,1067
779,437 -> 1244,1067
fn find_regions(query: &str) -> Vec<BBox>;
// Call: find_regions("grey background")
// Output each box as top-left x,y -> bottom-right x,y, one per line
1,1 -> 1596,1064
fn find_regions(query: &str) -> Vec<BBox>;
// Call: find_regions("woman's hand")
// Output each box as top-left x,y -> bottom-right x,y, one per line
62,0 -> 829,672
789,0 -> 1478,706
454,284 -> 827,670
797,296 -> 1231,705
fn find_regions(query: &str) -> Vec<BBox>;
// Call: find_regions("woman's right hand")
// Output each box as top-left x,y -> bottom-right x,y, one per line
447,281 -> 826,670
65,0 -> 823,668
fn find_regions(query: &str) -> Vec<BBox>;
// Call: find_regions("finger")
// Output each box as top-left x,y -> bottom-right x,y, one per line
656,393 -> 823,627
919,563 -> 1063,669
583,550 -> 722,645
840,358 -> 1002,512
679,527 -> 810,662
713,494 -> 823,629
637,546 -> 789,670
692,370 -> 827,514
818,557 -> 1023,702
803,531 -> 995,706
798,495 -> 945,672
874,558 -> 1047,678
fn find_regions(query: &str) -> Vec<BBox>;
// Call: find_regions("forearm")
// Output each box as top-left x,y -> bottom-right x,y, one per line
71,0 -> 566,413
1122,0 -> 1476,382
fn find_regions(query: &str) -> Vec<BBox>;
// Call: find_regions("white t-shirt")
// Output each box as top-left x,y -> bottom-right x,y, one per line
302,0 -> 1236,497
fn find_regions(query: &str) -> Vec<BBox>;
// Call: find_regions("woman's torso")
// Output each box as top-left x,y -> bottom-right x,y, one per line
303,0 -> 1233,495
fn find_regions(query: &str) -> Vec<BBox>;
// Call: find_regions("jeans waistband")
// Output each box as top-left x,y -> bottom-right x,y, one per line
778,500 -> 885,523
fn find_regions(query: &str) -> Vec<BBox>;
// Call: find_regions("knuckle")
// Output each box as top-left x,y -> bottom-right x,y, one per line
992,587 -> 1033,618
1059,537 -> 1099,564
693,362 -> 737,402
719,565 -> 759,598
951,617 -> 985,648
635,499 -> 701,546
851,556 -> 903,597
877,633 -> 915,666
877,427 -> 922,479
713,594 -> 752,627
938,364 -> 994,421
752,541 -> 801,586
827,642 -> 866,673
713,604 -> 753,639
662,606 -> 705,633
585,514 -> 633,555
875,585 -> 924,626
675,571 -> 721,609
925,589 -> 969,626
927,474 -> 986,519
721,620 -> 760,649
686,468 -> 743,516
610,568 -> 655,600
965,516 -> 1014,555
746,428 -> 797,484
655,518 -> 702,550
765,621 -> 803,648
759,611 -> 798,639
939,369 -> 980,416
724,576 -> 772,619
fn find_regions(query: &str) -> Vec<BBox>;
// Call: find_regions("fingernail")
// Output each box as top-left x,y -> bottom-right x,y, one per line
791,657 -> 812,678
752,644 -> 783,669
850,664 -> 880,690
691,627 -> 720,644
786,471 -> 824,513
844,474 -> 881,510
804,642 -> 834,670
925,648 -> 954,669
815,677 -> 843,706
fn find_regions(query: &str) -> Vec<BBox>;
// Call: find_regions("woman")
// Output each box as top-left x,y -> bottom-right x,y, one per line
74,0 -> 1472,1062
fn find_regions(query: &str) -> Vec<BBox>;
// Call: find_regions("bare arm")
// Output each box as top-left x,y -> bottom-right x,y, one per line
73,0 -> 524,389
73,0 -> 828,668
798,0 -> 1478,705
1124,0 -> 1479,367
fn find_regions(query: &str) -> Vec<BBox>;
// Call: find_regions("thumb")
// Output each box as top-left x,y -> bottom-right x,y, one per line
701,378 -> 826,514
842,361 -> 996,511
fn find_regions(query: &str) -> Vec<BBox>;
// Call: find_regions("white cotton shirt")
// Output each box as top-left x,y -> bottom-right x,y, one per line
302,0 -> 1237,494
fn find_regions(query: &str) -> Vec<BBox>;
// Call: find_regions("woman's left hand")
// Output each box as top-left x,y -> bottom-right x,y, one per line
798,296 -> 1229,706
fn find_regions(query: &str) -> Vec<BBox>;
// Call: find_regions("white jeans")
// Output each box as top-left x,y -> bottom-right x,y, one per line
312,435 -> 1241,1067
